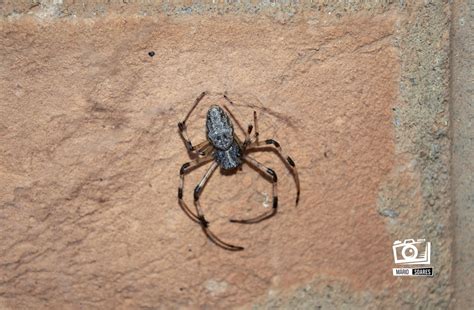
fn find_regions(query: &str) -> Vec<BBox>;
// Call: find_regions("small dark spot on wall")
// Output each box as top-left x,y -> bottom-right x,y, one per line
378,208 -> 399,218
148,51 -> 155,57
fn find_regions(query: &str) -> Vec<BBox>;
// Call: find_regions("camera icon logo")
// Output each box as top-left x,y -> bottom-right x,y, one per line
392,239 -> 431,265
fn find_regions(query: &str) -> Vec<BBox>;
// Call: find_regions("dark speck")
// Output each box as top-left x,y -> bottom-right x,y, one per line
148,51 -> 155,57
378,208 -> 399,218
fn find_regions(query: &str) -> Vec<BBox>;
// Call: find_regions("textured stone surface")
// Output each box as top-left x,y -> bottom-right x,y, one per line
0,1 -> 456,309
451,0 -> 474,309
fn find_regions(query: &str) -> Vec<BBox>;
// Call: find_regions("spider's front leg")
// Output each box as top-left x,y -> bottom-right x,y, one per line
230,155 -> 279,224
178,91 -> 209,156
222,94 -> 257,148
247,138 -> 300,205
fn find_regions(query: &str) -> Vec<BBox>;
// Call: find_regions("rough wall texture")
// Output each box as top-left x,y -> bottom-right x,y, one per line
0,1 -> 456,309
451,0 -> 474,309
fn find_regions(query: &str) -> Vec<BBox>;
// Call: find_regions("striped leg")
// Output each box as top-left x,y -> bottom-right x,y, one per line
178,155 -> 213,224
241,110 -> 259,150
247,139 -> 300,205
222,93 -> 261,148
223,94 -> 255,147
252,110 -> 259,143
193,162 -> 219,220
194,162 -> 244,251
230,155 -> 279,224
178,91 -> 208,154
193,140 -> 212,157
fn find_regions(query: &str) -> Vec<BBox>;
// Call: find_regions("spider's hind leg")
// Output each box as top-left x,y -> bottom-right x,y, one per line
193,162 -> 244,251
230,155 -> 279,224
178,155 -> 214,224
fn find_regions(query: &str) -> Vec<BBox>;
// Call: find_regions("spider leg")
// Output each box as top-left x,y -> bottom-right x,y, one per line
193,161 -> 244,251
178,155 -> 214,224
223,94 -> 254,146
201,226 -> 244,251
252,110 -> 259,142
241,110 -> 259,150
178,91 -> 209,154
246,139 -> 300,205
194,140 -> 212,157
230,155 -> 279,224
224,94 -> 260,137
193,161 -> 219,218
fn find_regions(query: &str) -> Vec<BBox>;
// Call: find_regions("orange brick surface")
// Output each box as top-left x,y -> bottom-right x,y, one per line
0,1 -> 455,309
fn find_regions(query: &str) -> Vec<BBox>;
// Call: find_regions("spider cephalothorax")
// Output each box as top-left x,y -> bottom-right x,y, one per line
177,92 -> 300,251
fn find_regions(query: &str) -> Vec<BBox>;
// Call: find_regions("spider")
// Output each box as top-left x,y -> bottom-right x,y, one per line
177,92 -> 300,251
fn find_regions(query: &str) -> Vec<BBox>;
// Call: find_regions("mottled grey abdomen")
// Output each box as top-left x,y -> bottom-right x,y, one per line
206,105 -> 234,150
214,141 -> 242,170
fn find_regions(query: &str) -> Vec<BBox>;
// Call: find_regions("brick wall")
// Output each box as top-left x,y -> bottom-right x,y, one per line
0,1 -> 462,309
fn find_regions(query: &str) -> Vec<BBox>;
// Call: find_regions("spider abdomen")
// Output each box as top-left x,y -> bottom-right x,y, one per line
206,105 -> 234,150
214,142 -> 242,170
